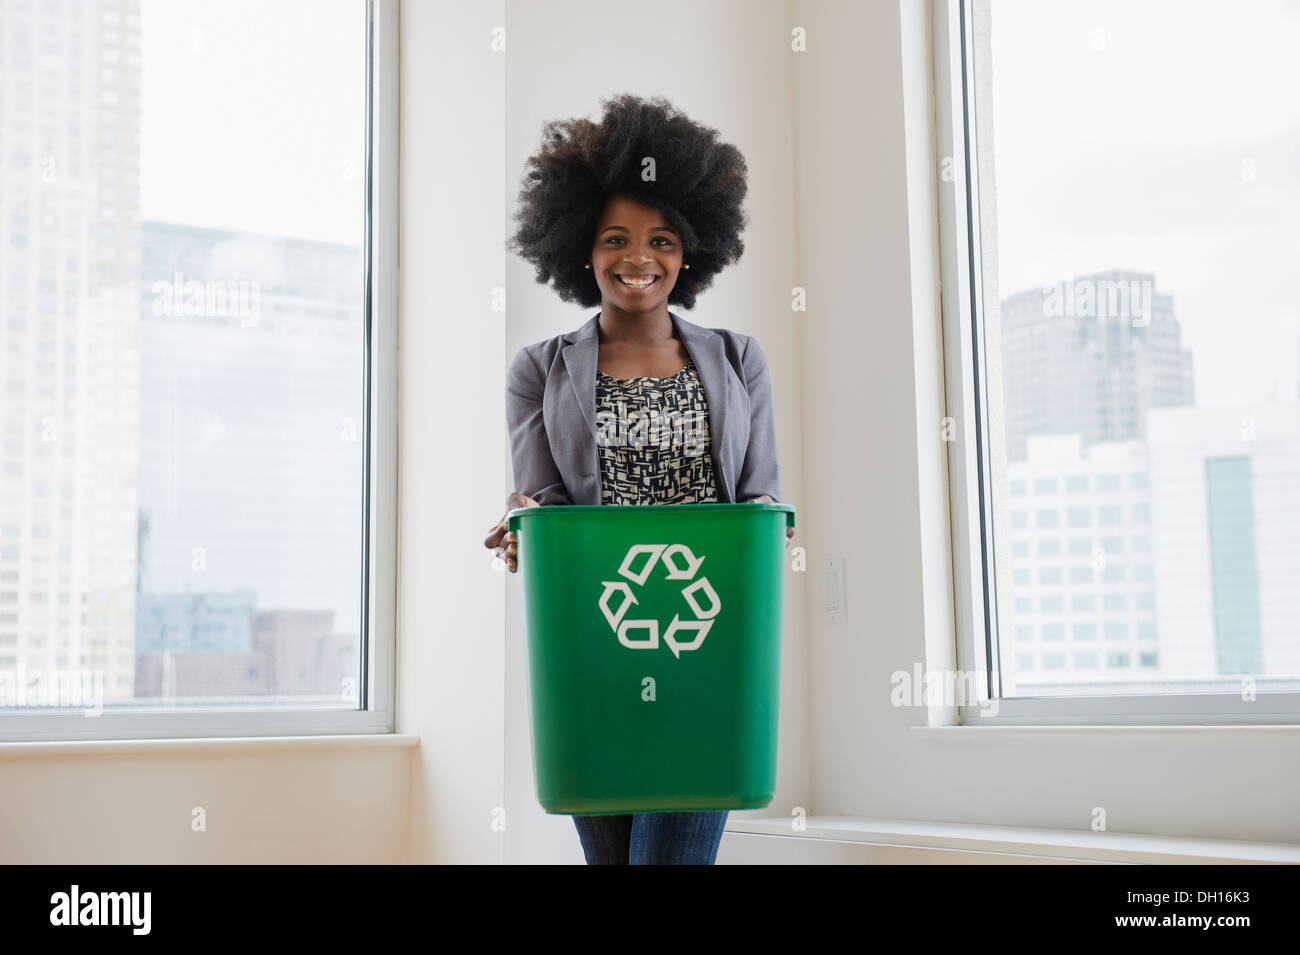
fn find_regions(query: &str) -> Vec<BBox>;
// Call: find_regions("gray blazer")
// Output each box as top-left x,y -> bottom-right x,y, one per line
505,311 -> 782,506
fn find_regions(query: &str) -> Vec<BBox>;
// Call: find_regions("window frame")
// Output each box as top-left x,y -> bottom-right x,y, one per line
0,0 -> 400,742
933,0 -> 1300,725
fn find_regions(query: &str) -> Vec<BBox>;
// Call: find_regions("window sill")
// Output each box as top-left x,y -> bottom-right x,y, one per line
911,724 -> 1300,738
727,816 -> 1300,863
0,733 -> 421,759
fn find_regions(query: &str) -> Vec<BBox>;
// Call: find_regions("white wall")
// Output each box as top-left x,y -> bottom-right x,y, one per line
0,739 -> 411,863
397,0 -> 508,864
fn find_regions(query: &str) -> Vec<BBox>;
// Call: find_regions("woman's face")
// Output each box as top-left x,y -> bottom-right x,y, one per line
589,194 -> 684,312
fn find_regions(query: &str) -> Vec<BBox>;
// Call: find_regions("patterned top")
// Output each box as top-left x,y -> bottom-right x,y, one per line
594,358 -> 719,506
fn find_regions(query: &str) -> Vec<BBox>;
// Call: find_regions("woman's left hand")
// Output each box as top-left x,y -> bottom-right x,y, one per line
743,495 -> 795,547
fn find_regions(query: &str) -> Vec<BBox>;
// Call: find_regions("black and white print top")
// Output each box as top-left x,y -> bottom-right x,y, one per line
594,358 -> 719,506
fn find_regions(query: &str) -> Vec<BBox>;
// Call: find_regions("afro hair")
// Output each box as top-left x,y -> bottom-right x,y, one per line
507,93 -> 749,310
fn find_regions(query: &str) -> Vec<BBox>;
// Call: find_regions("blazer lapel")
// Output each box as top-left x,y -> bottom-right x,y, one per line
670,312 -> 731,499
559,314 -> 600,442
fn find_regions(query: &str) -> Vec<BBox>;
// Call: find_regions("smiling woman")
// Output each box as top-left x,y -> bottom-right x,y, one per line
485,93 -> 787,865
505,92 -> 748,312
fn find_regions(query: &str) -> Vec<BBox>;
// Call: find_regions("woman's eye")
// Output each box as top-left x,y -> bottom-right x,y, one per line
604,236 -> 674,246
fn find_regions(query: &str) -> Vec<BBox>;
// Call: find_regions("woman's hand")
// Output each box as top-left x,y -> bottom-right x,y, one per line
743,495 -> 795,547
484,491 -> 539,573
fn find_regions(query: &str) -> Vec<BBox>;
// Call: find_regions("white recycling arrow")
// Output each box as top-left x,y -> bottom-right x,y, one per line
661,544 -> 705,580
618,619 -> 659,649
598,581 -> 638,630
663,615 -> 713,658
618,544 -> 667,585
681,576 -> 721,619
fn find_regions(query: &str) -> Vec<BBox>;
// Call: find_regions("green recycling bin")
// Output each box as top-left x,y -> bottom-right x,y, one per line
506,502 -> 795,815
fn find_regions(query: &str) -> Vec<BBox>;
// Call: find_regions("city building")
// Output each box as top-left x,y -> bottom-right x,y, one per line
1000,434 -> 1158,692
1001,403 -> 1300,692
998,270 -> 1195,463
0,0 -> 142,699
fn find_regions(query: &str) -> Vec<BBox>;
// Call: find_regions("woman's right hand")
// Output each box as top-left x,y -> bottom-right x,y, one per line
484,491 -> 539,573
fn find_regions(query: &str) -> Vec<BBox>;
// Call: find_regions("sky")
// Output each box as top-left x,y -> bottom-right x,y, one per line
138,0 -> 364,244
983,0 -> 1300,406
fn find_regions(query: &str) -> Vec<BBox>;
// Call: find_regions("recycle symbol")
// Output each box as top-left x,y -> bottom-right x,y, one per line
598,544 -> 721,658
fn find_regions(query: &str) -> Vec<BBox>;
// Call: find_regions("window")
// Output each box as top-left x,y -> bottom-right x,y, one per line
1097,506 -> 1123,527
0,0 -> 398,742
937,0 -> 1300,723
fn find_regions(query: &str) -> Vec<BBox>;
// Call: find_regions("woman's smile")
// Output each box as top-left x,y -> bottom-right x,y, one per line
615,273 -> 660,293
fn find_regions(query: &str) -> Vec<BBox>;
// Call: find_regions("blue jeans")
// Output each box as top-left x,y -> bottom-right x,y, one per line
572,811 -> 729,865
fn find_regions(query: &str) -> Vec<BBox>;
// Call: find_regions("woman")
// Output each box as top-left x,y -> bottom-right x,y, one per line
483,93 -> 788,865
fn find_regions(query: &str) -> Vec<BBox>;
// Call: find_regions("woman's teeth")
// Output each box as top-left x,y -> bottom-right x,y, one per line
617,275 -> 657,289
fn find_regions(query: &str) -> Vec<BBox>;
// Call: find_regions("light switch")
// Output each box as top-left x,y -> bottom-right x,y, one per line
822,558 -> 845,623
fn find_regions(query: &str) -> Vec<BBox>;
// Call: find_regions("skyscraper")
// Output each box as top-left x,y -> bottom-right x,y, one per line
0,0 -> 143,701
998,270 -> 1195,462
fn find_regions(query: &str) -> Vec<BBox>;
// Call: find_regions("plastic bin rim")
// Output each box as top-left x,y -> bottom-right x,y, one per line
506,502 -> 795,533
